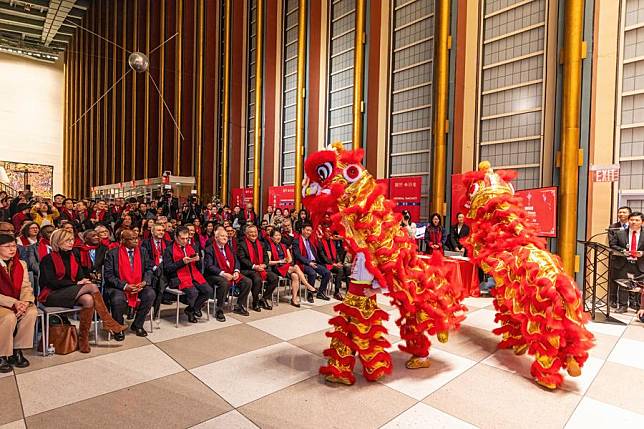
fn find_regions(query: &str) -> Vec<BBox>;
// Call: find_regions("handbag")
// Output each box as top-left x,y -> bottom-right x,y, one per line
39,314 -> 79,355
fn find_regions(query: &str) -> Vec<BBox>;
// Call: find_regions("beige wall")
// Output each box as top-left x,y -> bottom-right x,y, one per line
0,52 -> 64,194
587,0 -> 620,240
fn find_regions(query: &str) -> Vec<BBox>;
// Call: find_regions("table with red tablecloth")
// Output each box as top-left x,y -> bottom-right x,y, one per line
418,254 -> 480,298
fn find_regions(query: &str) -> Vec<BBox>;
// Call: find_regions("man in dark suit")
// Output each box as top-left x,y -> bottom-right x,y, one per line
237,224 -> 277,312
608,206 -> 631,243
103,229 -> 155,339
163,226 -> 213,323
158,188 -> 179,220
185,223 -> 203,271
204,226 -> 252,320
76,229 -> 109,281
318,228 -> 345,301
448,212 -> 470,254
609,211 -> 644,313
141,223 -> 171,319
293,223 -> 331,302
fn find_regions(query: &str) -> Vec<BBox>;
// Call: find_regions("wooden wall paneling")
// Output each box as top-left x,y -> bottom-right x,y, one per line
135,0 -> 146,181
94,0 -> 101,187
144,0 -> 151,179
229,0 -> 244,191
147,0 -> 160,178
195,0 -> 205,195
73,32 -> 79,196
88,4 -> 95,190
131,0 -> 139,181
202,0 -> 219,200
173,0 -> 183,175
82,22 -> 88,196
111,0 -> 118,184
124,0 -> 133,181
180,0 -> 196,179
102,0 -> 109,185
156,0 -> 166,176
164,0 -> 177,173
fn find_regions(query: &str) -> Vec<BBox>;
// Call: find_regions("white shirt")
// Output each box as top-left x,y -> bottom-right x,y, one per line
627,229 -> 641,251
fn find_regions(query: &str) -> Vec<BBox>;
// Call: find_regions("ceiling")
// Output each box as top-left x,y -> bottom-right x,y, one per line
0,0 -> 89,63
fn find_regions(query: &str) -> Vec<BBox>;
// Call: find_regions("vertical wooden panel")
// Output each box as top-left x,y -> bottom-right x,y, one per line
144,0 -> 151,179
180,0 -> 195,177
202,0 -> 219,199
229,0 -> 244,191
120,0 -> 128,182
148,0 -> 160,177
103,0 -> 109,185
82,24 -> 88,196
89,5 -> 95,189
131,0 -> 139,180
195,0 -> 205,194
63,54 -> 68,195
157,0 -> 166,176
94,0 -> 101,187
174,0 -> 183,175
124,0 -> 133,181
111,0 -> 118,184
73,32 -> 79,197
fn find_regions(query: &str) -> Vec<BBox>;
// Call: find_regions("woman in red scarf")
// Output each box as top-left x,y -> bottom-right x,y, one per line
0,234 -> 37,372
39,229 -> 126,353
266,230 -> 317,307
17,222 -> 39,247
424,213 -> 447,255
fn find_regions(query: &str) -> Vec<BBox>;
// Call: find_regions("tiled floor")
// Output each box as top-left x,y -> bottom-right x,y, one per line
2,292 -> 644,429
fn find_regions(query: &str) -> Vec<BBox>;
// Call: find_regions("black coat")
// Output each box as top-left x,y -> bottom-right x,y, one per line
610,228 -> 644,272
204,242 -> 241,276
292,236 -> 319,266
39,251 -> 89,291
103,247 -> 154,290
162,243 -> 202,288
317,238 -> 341,265
237,238 -> 268,271
141,237 -> 171,266
448,224 -> 470,251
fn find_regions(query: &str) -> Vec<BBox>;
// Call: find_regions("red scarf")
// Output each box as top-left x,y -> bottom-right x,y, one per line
0,254 -> 23,301
244,209 -> 256,223
18,235 -> 31,246
298,236 -> 316,265
213,243 -> 236,276
76,243 -> 98,268
149,237 -> 167,265
92,209 -> 106,221
268,240 -> 290,277
100,238 -> 118,250
51,251 -> 79,281
61,207 -> 77,221
77,209 -> 88,220
164,231 -> 172,242
321,239 -> 337,270
118,245 -> 143,308
171,242 -> 206,289
37,238 -> 51,260
244,238 -> 267,281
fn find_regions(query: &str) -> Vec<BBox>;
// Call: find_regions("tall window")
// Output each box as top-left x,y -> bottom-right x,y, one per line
326,0 -> 356,148
477,0 -> 548,190
246,0 -> 258,187
388,0 -> 435,221
616,0 -> 644,209
280,0 -> 299,185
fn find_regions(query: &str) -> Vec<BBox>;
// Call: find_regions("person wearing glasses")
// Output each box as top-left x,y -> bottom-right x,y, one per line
0,234 -> 37,372
39,229 -> 126,353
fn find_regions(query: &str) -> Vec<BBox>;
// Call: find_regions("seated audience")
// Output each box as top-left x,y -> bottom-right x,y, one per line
280,218 -> 297,248
294,209 -> 310,234
103,229 -> 155,339
17,222 -> 39,247
262,205 -> 275,226
448,212 -> 470,255
39,229 -> 125,353
0,234 -> 37,372
237,224 -> 277,312
272,208 -> 284,228
90,200 -> 110,227
609,211 -> 644,313
204,226 -> 252,320
141,223 -> 170,319
76,230 -> 109,280
163,226 -> 213,323
243,202 -> 258,227
59,198 -> 78,227
11,203 -> 31,232
292,224 -> 331,302
424,213 -> 447,254
317,228 -> 345,301
225,225 -> 238,253
267,229 -> 317,307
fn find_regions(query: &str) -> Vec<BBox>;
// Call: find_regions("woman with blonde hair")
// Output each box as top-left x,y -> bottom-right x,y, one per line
39,229 -> 126,353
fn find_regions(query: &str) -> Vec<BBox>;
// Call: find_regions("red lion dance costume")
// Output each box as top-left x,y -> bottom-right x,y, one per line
302,143 -> 468,385
463,161 -> 595,389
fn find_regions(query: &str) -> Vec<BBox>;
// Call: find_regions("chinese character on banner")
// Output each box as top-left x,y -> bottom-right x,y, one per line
515,187 -> 558,237
268,186 -> 295,211
231,188 -> 254,207
590,164 -> 620,182
450,174 -> 469,224
389,177 -> 422,222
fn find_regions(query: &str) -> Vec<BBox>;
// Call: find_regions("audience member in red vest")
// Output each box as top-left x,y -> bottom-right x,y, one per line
267,229 -> 317,308
317,228 -> 346,301
0,234 -> 37,372
237,224 -> 278,312
103,229 -> 155,340
204,226 -> 252,320
39,229 -> 126,353
163,227 -> 213,323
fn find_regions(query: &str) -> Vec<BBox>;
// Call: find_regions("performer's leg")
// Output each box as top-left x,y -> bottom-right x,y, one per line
320,303 -> 357,385
353,294 -> 393,381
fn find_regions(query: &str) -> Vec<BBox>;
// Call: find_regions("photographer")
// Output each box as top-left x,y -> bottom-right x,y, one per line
400,210 -> 417,239
158,188 -> 179,220
182,193 -> 202,225
30,199 -> 59,227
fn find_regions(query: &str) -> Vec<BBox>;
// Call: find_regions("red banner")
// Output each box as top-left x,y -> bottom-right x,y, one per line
376,178 -> 390,198
450,173 -> 469,224
230,188 -> 254,208
515,187 -> 557,237
268,185 -> 295,211
389,177 -> 422,222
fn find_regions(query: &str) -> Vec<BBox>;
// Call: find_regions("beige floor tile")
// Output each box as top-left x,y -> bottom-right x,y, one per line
424,364 -> 582,429
0,370 -> 13,379
228,300 -> 300,323
238,376 -> 416,429
462,297 -> 495,309
586,361 -> 644,415
156,324 -> 282,369
190,410 -> 259,429
608,337 -> 644,370
586,320 -> 627,337
623,324 -> 644,342
190,342 -> 323,407
0,377 -> 23,425
461,308 -> 501,332
247,309 -> 332,341
589,331 -> 619,360
0,420 -> 25,429
381,402 -> 477,429
15,334 -> 151,375
146,313 -> 241,343
17,344 -> 183,416
25,372 -> 231,429
433,325 -> 499,361
565,397 -> 644,428
310,303 -> 339,316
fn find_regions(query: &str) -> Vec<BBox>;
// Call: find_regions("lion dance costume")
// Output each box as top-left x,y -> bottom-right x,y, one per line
302,143 -> 470,385
463,162 -> 595,389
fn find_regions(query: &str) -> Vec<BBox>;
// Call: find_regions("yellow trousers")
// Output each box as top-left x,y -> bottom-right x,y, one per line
0,306 -> 37,356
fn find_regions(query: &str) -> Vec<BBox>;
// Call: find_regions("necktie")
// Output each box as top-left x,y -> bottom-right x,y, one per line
305,239 -> 314,261
220,246 -> 229,266
631,231 -> 637,254
155,240 -> 161,252
128,250 -> 134,268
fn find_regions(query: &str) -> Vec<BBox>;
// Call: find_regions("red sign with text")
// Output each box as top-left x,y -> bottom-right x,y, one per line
230,188 -> 254,207
388,177 -> 422,222
268,185 -> 295,211
450,173 -> 469,224
515,187 -> 557,237
376,178 -> 390,198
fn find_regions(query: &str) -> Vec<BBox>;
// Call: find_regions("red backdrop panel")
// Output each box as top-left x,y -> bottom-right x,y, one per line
268,185 -> 295,211
515,187 -> 558,237
389,177 -> 422,222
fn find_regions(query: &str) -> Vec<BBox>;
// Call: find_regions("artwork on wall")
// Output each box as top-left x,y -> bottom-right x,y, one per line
1,161 -> 54,198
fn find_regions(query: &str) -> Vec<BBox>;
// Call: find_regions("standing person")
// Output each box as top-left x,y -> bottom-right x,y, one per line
158,188 -> 179,220
400,210 -> 417,240
608,206 -> 631,244
11,204 -> 31,232
280,218 -> 297,248
292,223 -> 331,302
231,205 -> 244,231
90,200 -> 110,228
103,229 -> 155,339
448,213 -> 470,255
272,208 -> 284,228
267,229 -> 317,307
0,234 -> 37,371
163,227 -> 213,323
39,229 -> 126,353
59,198 -> 78,228
243,202 -> 258,227
262,205 -> 275,226
204,226 -> 252,320
237,225 -> 277,312
317,228 -> 345,301
30,200 -> 59,227
609,211 -> 644,313
424,213 -> 447,254
225,225 -> 239,253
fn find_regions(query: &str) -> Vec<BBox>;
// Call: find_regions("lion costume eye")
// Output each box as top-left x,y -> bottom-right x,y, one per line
317,162 -> 334,182
343,164 -> 363,183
